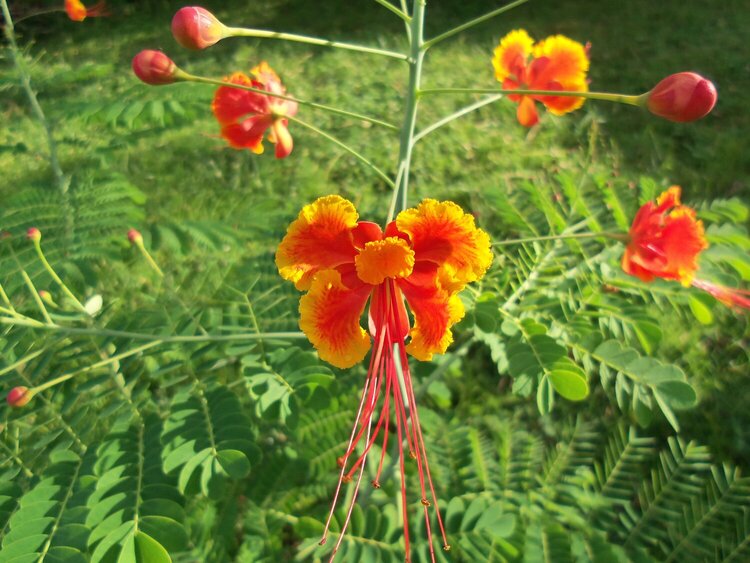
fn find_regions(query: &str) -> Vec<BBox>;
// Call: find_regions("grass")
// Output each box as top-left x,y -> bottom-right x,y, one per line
2,0 -> 749,462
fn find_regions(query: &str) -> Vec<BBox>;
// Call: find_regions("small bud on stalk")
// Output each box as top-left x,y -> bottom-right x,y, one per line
27,227 -> 41,242
171,7 -> 227,50
127,228 -> 143,244
645,72 -> 717,122
39,290 -> 55,305
6,387 -> 32,408
132,51 -> 186,86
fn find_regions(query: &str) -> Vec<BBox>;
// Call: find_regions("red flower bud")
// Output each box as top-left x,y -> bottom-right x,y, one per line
132,50 -> 180,86
27,227 -> 41,242
127,228 -> 143,244
171,7 -> 226,50
7,387 -> 31,408
646,72 -> 717,122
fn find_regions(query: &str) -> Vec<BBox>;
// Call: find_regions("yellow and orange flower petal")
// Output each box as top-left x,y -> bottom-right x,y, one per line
395,200 -> 492,289
623,187 -> 708,286
532,35 -> 589,85
355,237 -> 415,285
299,270 -> 372,368
399,263 -> 465,361
211,72 -> 266,125
251,61 -> 281,84
516,96 -> 540,126
492,29 -> 534,82
65,0 -> 107,21
276,195 -> 359,290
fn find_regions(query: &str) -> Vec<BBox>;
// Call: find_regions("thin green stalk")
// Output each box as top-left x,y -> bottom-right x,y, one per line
413,94 -> 503,143
33,239 -> 87,313
224,27 -> 408,61
0,316 -> 305,343
0,347 -> 48,378
419,87 -> 645,106
133,241 -> 164,278
287,115 -> 395,188
422,0 -> 530,50
0,0 -> 73,243
493,231 -> 628,246
386,0 -> 426,223
0,283 -> 16,312
373,0 -> 411,21
184,74 -> 398,131
33,341 -> 164,395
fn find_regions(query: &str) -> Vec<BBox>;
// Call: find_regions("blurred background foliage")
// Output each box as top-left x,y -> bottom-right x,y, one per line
1,0 -> 749,561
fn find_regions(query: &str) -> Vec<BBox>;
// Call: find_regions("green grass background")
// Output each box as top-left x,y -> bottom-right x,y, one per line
2,0 -> 749,461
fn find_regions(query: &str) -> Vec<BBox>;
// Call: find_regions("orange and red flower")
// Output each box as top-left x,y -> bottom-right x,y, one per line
492,29 -> 590,127
211,62 -> 297,159
622,186 -> 707,286
622,186 -> 750,311
64,0 -> 107,22
276,196 -> 492,557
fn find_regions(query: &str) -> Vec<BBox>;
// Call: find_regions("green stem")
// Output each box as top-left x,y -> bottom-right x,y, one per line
419,87 -> 646,106
0,347 -> 48,378
413,94 -> 503,143
0,0 -> 73,244
184,74 -> 398,131
422,0 -> 530,50
373,0 -> 411,21
287,115 -> 395,188
33,239 -> 87,313
0,316 -> 305,343
493,231 -> 628,247
224,27 -> 408,61
386,0 -> 426,223
134,241 -> 164,277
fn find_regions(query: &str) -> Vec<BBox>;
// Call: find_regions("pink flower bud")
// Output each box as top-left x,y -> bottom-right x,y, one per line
27,227 -> 41,242
646,72 -> 717,122
127,228 -> 143,244
7,386 -> 31,408
132,50 -> 179,86
171,7 -> 226,50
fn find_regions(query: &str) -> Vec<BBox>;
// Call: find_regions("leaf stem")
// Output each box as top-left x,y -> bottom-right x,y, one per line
422,0 -> 530,50
33,239 -> 88,313
493,231 -> 628,247
413,94 -> 503,143
419,87 -> 645,107
184,74 -> 398,131
286,115 -> 395,188
224,26 -> 408,61
373,0 -> 411,21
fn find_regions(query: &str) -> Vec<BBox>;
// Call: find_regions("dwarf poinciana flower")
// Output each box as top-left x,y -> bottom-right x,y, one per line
172,6 -> 227,50
646,72 -> 717,122
64,0 -> 107,22
212,63 -> 298,158
623,186 -> 750,310
276,196 -> 492,558
492,29 -> 590,127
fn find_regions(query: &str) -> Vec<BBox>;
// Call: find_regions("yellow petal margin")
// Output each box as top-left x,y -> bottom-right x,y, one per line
299,269 -> 372,369
396,199 -> 493,290
276,195 -> 359,291
492,29 -> 534,82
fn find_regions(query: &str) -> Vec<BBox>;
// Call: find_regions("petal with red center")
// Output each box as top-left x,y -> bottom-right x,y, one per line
220,115 -> 272,152
399,263 -> 465,361
492,29 -> 534,82
211,72 -> 268,125
299,270 -> 372,368
276,195 -> 360,290
270,120 -> 294,159
658,207 -> 707,285
395,199 -> 492,288
355,237 -> 415,285
531,35 -> 589,87
516,96 -> 540,127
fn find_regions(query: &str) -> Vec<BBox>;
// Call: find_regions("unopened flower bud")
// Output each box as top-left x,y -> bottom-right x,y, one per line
171,7 -> 227,50
127,228 -> 143,244
39,290 -> 54,304
132,50 -> 182,86
7,386 -> 31,408
27,227 -> 41,242
645,72 -> 717,122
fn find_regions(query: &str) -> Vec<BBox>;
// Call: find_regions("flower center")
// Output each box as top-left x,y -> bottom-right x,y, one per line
355,237 -> 414,285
